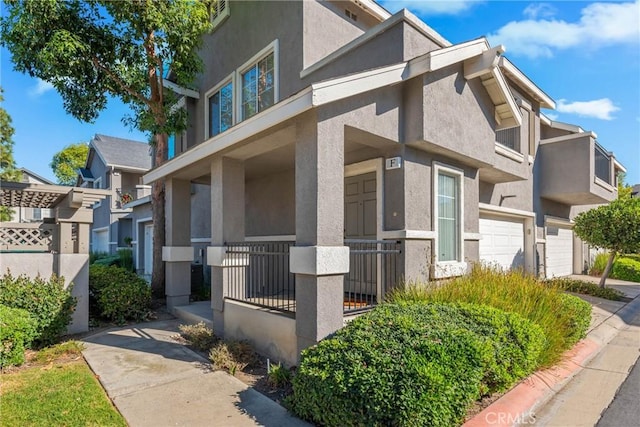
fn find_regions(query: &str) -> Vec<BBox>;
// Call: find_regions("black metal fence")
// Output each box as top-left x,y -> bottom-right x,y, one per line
343,239 -> 402,313
225,241 -> 296,313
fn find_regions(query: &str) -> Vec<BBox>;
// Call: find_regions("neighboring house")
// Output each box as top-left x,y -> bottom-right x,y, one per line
77,134 -> 152,255
141,1 -> 624,364
631,184 -> 640,198
76,134 -> 211,281
9,168 -> 55,222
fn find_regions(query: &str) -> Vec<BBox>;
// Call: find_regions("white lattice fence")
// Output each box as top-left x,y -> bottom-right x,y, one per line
0,223 -> 57,252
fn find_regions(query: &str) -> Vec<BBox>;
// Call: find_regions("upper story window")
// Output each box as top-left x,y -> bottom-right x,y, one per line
208,80 -> 233,137
594,143 -> 611,184
210,0 -> 230,30
203,40 -> 279,140
240,52 -> 275,120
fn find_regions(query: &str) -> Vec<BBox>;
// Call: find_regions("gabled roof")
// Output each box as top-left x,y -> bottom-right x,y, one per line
19,168 -> 54,185
77,168 -> 95,181
499,58 -> 555,109
90,134 -> 152,172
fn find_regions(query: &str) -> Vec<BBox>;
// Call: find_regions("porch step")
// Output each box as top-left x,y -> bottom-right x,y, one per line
173,301 -> 213,329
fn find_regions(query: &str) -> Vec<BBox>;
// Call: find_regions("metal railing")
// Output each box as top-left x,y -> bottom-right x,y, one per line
225,241 -> 296,313
343,239 -> 402,314
496,127 -> 521,152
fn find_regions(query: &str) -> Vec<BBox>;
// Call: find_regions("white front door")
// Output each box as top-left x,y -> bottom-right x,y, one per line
93,229 -> 109,254
479,216 -> 525,270
144,224 -> 153,276
546,226 -> 573,277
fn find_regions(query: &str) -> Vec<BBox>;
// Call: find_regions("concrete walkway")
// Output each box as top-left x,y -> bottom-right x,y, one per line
81,320 -> 309,427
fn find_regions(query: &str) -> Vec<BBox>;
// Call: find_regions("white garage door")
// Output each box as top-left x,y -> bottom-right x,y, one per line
546,226 -> 573,277
479,216 -> 525,270
93,229 -> 109,254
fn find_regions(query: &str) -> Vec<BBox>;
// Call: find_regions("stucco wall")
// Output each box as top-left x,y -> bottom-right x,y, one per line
224,300 -> 297,366
0,253 -> 89,334
191,183 -> 212,240
421,64 -> 496,166
246,169 -> 295,236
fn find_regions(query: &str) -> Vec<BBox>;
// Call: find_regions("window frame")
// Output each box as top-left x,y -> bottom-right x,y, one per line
93,177 -> 102,208
236,40 -> 279,122
204,73 -> 235,139
210,0 -> 230,30
432,162 -> 466,277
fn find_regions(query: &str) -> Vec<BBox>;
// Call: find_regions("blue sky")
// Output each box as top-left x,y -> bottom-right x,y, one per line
1,0 -> 639,184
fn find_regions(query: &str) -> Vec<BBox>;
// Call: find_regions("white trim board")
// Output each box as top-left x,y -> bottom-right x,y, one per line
479,203 -> 535,218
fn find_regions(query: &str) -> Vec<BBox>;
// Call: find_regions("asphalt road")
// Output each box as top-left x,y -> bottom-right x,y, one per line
596,344 -> 640,427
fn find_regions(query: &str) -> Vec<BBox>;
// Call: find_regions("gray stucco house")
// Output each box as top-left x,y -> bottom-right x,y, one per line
77,134 -> 152,255
9,168 -> 55,223
142,0 -> 624,364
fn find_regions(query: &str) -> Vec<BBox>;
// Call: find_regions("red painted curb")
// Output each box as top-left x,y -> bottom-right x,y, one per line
463,338 -> 600,427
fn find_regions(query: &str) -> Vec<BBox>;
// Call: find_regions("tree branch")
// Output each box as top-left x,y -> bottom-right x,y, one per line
90,55 -> 151,107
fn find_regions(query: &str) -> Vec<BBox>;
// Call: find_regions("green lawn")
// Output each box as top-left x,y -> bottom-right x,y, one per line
1,345 -> 126,427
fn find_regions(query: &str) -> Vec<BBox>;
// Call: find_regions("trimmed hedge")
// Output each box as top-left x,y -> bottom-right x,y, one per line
611,257 -> 640,283
545,277 -> 625,301
0,305 -> 37,367
89,265 -> 151,323
288,303 -> 545,427
0,273 -> 76,346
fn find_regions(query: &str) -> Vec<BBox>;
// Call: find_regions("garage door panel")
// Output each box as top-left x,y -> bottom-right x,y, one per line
546,226 -> 573,277
479,216 -> 525,270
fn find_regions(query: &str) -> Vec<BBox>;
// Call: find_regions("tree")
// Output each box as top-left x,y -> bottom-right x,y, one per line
617,171 -> 632,200
0,87 -> 22,221
574,197 -> 640,287
1,1 -> 211,295
50,142 -> 89,186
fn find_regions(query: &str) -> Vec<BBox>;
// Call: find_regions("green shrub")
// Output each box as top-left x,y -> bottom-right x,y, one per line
0,305 -> 38,367
544,277 -> 625,301
589,252 -> 611,276
558,294 -> 592,345
611,257 -> 640,282
89,265 -> 151,324
0,273 -> 76,346
89,251 -> 110,264
267,362 -> 292,389
289,303 -> 544,427
622,253 -> 640,262
388,265 -> 587,367
92,255 -> 120,267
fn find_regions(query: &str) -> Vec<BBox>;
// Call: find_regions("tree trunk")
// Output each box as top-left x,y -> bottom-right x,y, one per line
599,251 -> 616,288
150,179 -> 165,297
150,133 -> 168,298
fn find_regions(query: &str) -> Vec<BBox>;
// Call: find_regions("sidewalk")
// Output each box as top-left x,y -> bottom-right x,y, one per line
464,275 -> 640,427
81,319 -> 310,427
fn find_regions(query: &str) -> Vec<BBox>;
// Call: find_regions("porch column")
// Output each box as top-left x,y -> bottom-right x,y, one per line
208,157 -> 245,336
163,178 -> 193,311
292,115 -> 348,356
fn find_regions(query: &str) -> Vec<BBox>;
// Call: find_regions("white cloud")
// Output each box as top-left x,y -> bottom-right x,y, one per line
379,0 -> 482,16
523,3 -> 557,19
556,98 -> 620,120
28,79 -> 54,97
488,1 -> 640,58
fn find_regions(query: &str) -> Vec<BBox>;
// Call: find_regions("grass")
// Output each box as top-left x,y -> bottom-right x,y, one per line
544,277 -> 626,301
388,264 -> 590,367
0,342 -> 126,427
209,339 -> 258,376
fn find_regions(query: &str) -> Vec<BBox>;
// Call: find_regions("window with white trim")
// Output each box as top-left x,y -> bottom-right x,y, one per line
240,51 -> 275,120
93,177 -> 102,208
208,80 -> 233,137
210,0 -> 230,29
32,208 -> 42,221
433,163 -> 465,266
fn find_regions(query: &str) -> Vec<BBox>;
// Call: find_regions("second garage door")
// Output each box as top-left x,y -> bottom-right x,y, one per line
545,226 -> 573,277
479,216 -> 525,270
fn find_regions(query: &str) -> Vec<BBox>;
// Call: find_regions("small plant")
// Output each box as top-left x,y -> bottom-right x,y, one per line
120,192 -> 133,205
209,339 -> 257,375
0,305 -> 37,367
589,252 -> 611,276
0,272 -> 76,346
545,277 -> 625,301
123,236 -> 133,247
267,361 -> 292,389
117,248 -> 134,271
178,322 -> 216,352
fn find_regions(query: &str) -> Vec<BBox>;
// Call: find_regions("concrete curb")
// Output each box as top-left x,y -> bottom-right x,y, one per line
463,294 -> 640,427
